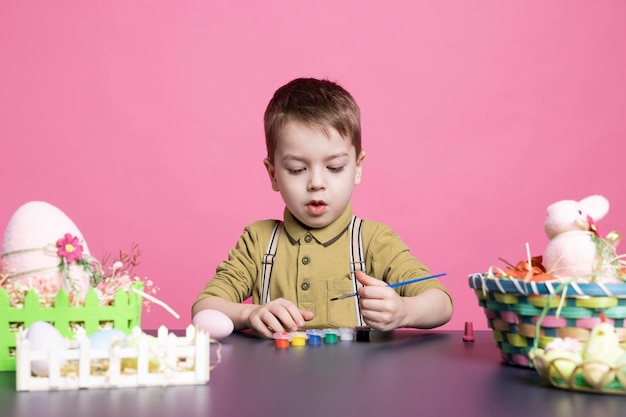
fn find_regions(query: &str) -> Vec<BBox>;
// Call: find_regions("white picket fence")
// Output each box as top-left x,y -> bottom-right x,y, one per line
15,325 -> 210,391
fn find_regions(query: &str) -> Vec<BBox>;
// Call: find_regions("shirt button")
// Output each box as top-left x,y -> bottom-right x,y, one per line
304,234 -> 313,243
301,281 -> 310,291
302,256 -> 310,265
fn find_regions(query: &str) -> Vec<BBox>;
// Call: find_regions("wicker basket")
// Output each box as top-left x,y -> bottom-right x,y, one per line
0,281 -> 143,371
531,348 -> 626,394
468,273 -> 626,368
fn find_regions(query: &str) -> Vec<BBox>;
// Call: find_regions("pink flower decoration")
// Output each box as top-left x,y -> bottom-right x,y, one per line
545,337 -> 581,353
56,233 -> 84,263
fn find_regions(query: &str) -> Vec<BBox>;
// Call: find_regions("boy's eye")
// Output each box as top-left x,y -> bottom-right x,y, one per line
328,166 -> 345,173
288,168 -> 305,175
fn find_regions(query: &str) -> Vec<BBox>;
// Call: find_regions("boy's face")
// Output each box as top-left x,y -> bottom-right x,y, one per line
264,120 -> 365,229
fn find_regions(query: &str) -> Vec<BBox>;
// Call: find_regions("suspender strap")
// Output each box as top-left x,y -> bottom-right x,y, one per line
348,216 -> 365,326
260,216 -> 366,327
261,221 -> 282,304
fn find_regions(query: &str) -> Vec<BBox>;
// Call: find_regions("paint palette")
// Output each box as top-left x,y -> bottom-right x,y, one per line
272,327 -> 358,348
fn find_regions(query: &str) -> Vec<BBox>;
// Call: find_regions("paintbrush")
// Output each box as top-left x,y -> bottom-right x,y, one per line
330,273 -> 447,301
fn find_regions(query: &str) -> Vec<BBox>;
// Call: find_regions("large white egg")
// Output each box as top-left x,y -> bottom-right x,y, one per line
25,321 -> 67,376
1,201 -> 92,299
192,309 -> 234,339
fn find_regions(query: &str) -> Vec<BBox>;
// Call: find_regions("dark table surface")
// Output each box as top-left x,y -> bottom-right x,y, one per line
1,330 -> 625,417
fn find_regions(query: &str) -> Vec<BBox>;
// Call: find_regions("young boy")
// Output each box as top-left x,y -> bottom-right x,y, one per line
192,78 -> 453,338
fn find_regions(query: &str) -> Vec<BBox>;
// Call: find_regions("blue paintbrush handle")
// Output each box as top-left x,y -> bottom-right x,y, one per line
387,273 -> 447,288
331,272 -> 446,301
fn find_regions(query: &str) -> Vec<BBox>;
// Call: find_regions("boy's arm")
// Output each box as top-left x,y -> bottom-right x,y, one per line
192,295 -> 314,338
398,288 -> 454,329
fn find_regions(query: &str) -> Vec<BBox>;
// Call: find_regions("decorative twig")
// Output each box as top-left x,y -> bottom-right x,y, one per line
498,257 -> 521,271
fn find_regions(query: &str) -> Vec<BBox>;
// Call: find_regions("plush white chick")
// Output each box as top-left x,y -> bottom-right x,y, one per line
583,318 -> 624,388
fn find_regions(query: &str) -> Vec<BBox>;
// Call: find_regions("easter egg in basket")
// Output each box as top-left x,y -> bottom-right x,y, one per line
1,201 -> 93,299
25,321 -> 68,376
542,346 -> 583,382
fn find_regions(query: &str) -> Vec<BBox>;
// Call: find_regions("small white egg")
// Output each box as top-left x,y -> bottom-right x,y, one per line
192,309 -> 234,339
25,321 -> 67,376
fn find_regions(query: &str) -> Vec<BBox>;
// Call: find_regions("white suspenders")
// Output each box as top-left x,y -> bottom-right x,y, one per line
348,216 -> 365,326
261,222 -> 283,304
260,216 -> 365,326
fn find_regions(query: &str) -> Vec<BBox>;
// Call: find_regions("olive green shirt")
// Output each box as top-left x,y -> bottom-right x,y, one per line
194,204 -> 450,328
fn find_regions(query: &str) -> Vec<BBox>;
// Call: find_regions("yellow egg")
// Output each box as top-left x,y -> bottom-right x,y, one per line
120,332 -> 162,372
582,360 -> 615,389
542,349 -> 582,382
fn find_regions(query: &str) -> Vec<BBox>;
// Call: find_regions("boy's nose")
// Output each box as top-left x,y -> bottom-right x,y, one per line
307,170 -> 326,191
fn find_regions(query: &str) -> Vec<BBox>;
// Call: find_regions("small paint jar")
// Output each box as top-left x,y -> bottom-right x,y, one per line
290,332 -> 307,347
356,326 -> 371,342
338,327 -> 355,342
323,328 -> 339,344
306,329 -> 324,346
273,332 -> 291,349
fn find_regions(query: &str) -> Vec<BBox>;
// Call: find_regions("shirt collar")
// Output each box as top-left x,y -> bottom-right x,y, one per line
283,204 -> 353,246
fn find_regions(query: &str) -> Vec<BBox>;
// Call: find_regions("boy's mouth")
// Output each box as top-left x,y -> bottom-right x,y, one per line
306,200 -> 327,216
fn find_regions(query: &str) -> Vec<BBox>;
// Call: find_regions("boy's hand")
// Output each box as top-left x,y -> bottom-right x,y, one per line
247,298 -> 314,338
355,271 -> 407,331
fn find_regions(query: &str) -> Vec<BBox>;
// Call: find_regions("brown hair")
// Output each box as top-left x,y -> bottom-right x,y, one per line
264,78 -> 361,160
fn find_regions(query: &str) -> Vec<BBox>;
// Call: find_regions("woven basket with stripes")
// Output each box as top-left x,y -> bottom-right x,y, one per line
468,273 -> 626,368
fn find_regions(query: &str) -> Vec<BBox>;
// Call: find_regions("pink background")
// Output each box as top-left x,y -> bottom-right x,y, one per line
1,1 -> 625,331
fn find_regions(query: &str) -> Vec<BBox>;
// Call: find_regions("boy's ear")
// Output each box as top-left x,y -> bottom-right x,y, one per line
354,151 -> 366,185
263,158 -> 280,192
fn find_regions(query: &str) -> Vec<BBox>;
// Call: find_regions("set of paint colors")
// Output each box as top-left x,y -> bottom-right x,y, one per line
271,331 -> 307,348
272,328 -> 357,348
